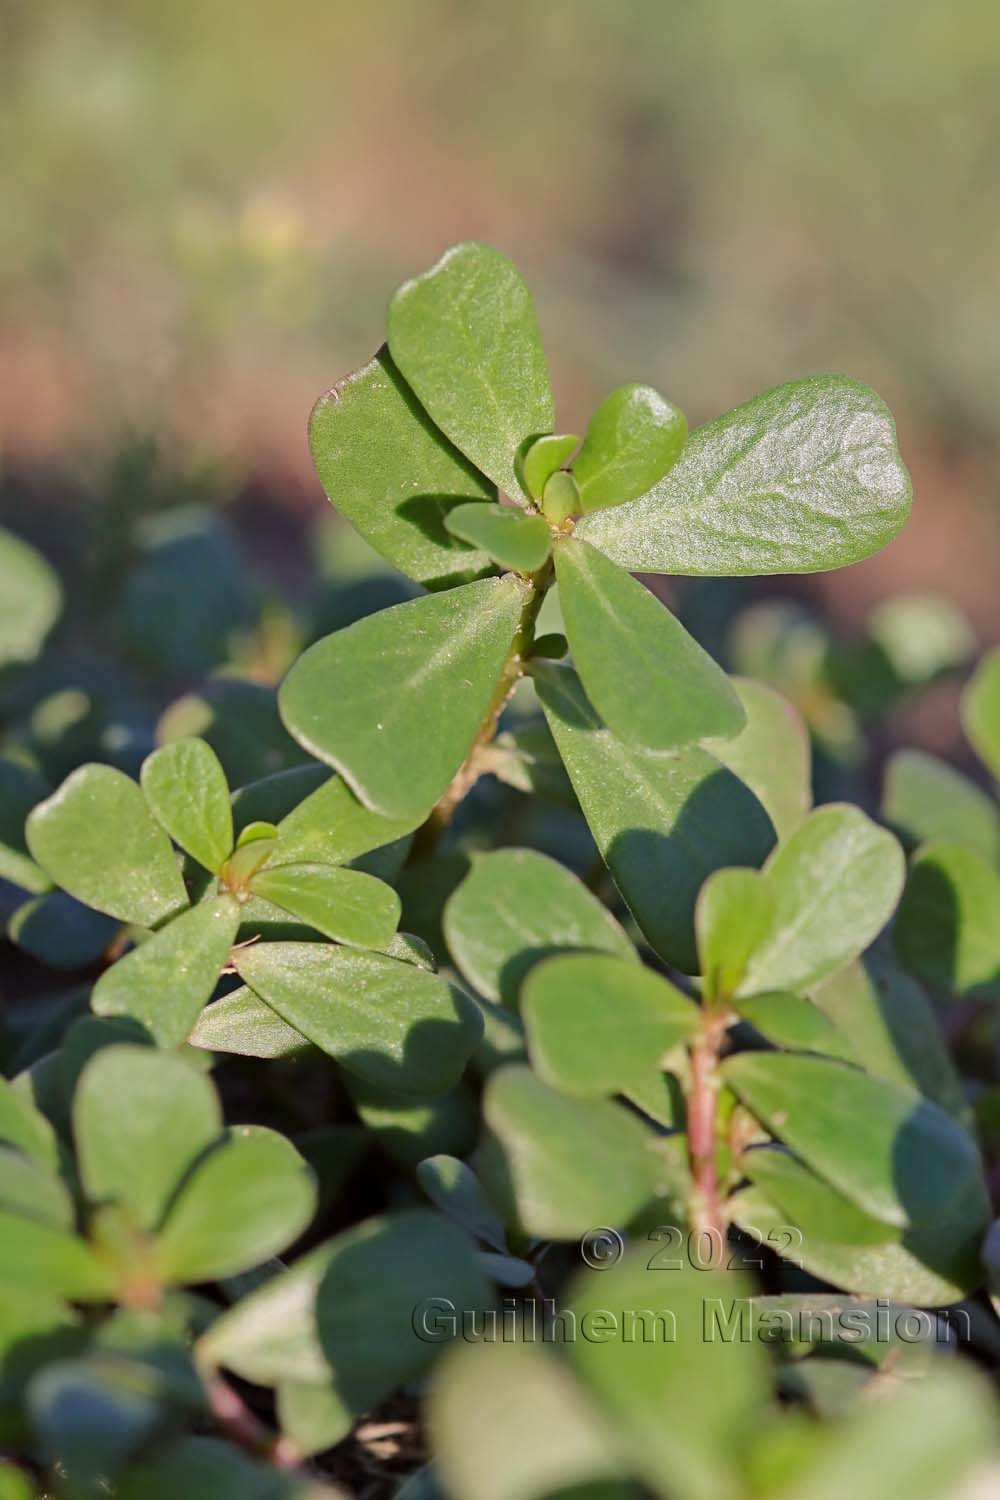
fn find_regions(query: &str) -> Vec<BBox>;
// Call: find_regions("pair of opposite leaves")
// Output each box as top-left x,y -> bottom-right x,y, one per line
284,241 -> 912,822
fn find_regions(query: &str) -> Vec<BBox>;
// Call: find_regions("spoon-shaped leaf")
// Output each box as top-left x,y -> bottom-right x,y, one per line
140,737 -> 233,874
519,433 -> 579,501
91,894 -> 240,1048
388,242 -> 554,503
249,862 -> 401,949
576,376 -> 911,575
279,574 -> 529,820
695,867 -> 774,1003
27,764 -> 188,928
444,503 -> 552,574
309,347 -> 495,589
555,537 -> 745,751
574,384 -> 687,512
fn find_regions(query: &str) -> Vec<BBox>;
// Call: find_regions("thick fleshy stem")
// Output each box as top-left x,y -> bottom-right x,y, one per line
687,1010 -> 730,1244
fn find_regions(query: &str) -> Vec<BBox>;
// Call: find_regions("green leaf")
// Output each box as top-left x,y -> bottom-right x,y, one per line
0,527 -> 61,667
444,847 -> 635,1008
91,894 -> 240,1048
276,1380 -> 352,1458
574,384 -> 687,512
309,346 -> 495,589
416,1155 -> 507,1251
567,1254 -> 767,1500
199,1211 -> 491,1410
541,469 -> 580,525
0,1074 -> 60,1168
268,769 -> 419,868
534,663 -> 776,972
429,1341 -> 622,1500
0,1144 -> 74,1229
723,1051 -> 988,1232
742,1147 -> 896,1246
74,1045 -> 221,1231
26,764 -> 189,928
482,1065 -> 659,1238
189,988 -> 310,1059
708,677 -> 812,839
733,992 -> 856,1061
696,868 -> 774,1002
882,748 -> 1000,861
523,953 -> 697,1097
895,840 -> 1000,998
519,432 -> 579,502
279,575 -> 528,820
117,1436 -> 322,1500
387,242 -> 554,503
7,889 -> 118,970
444,502 -> 552,574
233,942 -> 482,1094
156,1126 -> 316,1283
554,538 -> 745,750
0,1211 -> 115,1300
962,645 -> 1000,781
0,757 -> 50,894
249,863 -> 400,949
347,1076 -> 476,1167
737,805 -> 905,996
140,738 -> 233,874
576,376 -> 911,575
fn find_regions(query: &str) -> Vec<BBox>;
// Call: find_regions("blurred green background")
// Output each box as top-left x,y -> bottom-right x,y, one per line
2,0 -> 998,643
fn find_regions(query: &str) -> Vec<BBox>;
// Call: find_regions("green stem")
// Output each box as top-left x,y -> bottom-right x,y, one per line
687,1009 -> 730,1244
411,560 -> 554,859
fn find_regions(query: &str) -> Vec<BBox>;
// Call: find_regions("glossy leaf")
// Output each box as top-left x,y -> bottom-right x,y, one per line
26,764 -> 188,928
576,376 -> 911,575
534,663 -> 776,971
387,242 -> 554,503
895,840 -> 1000,998
707,677 -> 812,839
724,1051 -> 988,1231
91,894 -> 239,1048
156,1126 -> 316,1283
233,942 -> 482,1094
444,502 -> 552,574
0,527 -> 61,667
309,346 -> 495,588
523,952 -> 697,1097
74,1045 -> 221,1231
444,846 -> 635,1008
519,432 -> 578,501
882,748 -> 1000,861
140,737 -> 233,873
249,863 -> 400,949
279,575 -> 528,819
962,645 -> 1000,780
696,867 -> 774,1002
574,384 -> 687,512
482,1065 -> 659,1237
737,804 -> 905,996
555,538 -> 745,750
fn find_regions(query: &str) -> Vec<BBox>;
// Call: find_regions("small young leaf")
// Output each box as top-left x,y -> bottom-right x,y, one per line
416,1155 -> 507,1250
387,242 -> 554,503
279,575 -> 529,820
444,503 -> 552,574
534,663 -> 776,972
696,868 -> 774,1002
444,847 -> 635,1009
894,840 -> 1000,998
540,469 -> 580,525
576,376 -> 911,575
523,952 -> 697,1097
723,1051 -> 988,1232
140,738 -> 234,873
882,749 -> 1000,861
309,347 -> 495,589
519,432 -> 579,501
962,645 -> 1000,781
233,942 -> 483,1094
737,805 -> 905,996
574,384 -> 687,512
156,1126 -> 316,1283
707,677 -> 812,839
249,863 -> 401,949
554,538 -> 745,751
91,894 -> 240,1048
74,1045 -> 221,1231
26,764 -> 189,928
483,1065 -> 659,1238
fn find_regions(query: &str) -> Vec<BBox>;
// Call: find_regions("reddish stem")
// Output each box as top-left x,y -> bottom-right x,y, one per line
687,1013 -> 729,1242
